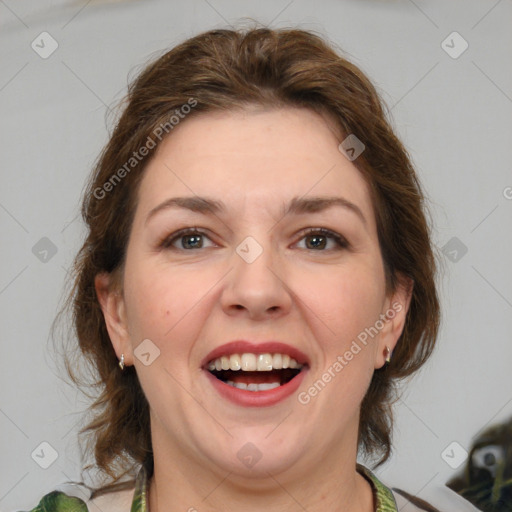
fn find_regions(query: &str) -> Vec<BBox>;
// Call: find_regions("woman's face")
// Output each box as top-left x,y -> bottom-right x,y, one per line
97,106 -> 410,479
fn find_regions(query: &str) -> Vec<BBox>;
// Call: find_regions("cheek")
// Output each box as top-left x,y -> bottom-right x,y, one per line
318,265 -> 384,406
122,258 -> 215,358
297,262 -> 386,349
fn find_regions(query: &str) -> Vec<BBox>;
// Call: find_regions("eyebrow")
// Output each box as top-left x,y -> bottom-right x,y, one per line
145,195 -> 366,225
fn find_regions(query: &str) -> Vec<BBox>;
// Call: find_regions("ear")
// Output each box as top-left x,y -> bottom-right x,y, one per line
95,272 -> 133,366
374,274 -> 413,369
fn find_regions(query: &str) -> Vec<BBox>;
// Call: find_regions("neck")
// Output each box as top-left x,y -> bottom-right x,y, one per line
147,429 -> 374,512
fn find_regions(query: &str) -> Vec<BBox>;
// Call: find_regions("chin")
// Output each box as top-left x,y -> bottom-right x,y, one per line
199,428 -> 307,479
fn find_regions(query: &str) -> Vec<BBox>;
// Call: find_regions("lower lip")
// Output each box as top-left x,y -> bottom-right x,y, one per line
204,369 -> 307,407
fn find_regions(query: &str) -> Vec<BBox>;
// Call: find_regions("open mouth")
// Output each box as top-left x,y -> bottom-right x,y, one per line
207,353 -> 306,392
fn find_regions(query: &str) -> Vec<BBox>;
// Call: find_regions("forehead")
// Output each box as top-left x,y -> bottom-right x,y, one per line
136,107 -> 375,224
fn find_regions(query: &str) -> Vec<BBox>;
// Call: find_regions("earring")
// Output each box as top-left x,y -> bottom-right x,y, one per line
384,346 -> 392,364
118,353 -> 125,371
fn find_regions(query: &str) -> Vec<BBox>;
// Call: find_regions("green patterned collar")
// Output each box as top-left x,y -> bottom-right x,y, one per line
357,463 -> 399,511
131,464 -> 397,512
131,465 -> 149,512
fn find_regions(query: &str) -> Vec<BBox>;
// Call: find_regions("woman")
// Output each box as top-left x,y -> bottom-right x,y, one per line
21,25 -> 443,512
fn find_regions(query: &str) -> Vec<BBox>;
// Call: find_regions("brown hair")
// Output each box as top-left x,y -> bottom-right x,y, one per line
62,23 -> 440,486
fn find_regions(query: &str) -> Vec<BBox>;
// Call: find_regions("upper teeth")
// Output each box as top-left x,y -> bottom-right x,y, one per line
208,353 -> 303,372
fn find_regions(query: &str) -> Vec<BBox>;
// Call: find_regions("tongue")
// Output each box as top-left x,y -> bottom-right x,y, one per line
229,370 -> 282,385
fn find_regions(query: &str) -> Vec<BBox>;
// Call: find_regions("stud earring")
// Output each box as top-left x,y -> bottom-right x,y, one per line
384,346 -> 392,364
118,354 -> 125,371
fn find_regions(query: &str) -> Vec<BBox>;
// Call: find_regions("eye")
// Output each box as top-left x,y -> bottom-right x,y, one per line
160,227 -> 349,251
295,228 -> 349,251
160,228 -> 216,250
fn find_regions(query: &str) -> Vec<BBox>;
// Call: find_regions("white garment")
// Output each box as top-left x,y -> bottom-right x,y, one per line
391,485 -> 481,511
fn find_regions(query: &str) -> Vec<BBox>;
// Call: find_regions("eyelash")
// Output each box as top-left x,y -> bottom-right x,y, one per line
160,227 -> 349,251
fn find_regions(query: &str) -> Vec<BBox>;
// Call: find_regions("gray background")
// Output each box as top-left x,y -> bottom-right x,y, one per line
1,0 -> 511,510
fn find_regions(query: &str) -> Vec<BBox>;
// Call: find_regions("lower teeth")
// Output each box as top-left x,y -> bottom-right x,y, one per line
226,381 -> 281,391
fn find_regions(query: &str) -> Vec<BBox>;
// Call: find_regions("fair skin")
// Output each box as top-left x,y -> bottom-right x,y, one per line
96,106 -> 412,512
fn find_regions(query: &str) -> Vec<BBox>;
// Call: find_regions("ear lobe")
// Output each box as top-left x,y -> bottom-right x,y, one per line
94,272 -> 132,365
375,274 -> 414,369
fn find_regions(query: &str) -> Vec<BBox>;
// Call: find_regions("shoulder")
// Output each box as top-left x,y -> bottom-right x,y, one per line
16,482 -> 135,512
358,464 -> 480,512
392,485 -> 483,512
16,490 -> 89,512
391,488 -> 442,511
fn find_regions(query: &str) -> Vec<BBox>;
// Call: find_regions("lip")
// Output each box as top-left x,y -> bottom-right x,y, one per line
201,340 -> 309,407
204,365 -> 308,407
201,340 -> 310,368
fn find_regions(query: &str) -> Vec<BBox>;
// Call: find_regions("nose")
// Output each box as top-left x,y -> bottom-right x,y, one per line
220,237 -> 293,321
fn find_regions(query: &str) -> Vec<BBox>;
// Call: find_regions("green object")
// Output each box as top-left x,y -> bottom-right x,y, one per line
358,464 -> 402,511
18,491 -> 88,512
